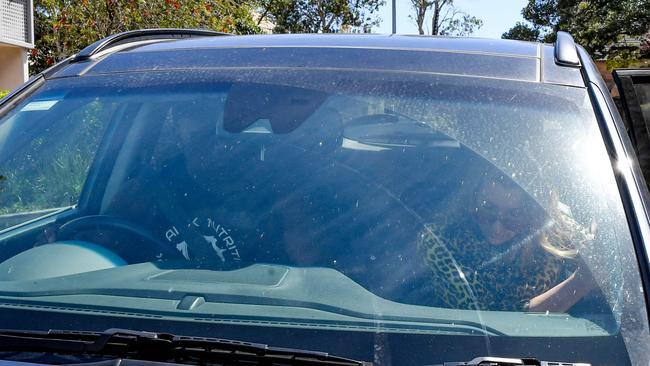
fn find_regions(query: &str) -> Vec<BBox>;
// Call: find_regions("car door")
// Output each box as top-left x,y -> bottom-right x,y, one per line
613,68 -> 650,184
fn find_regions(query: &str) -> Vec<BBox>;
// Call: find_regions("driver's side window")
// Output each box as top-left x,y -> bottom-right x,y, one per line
0,98 -> 112,230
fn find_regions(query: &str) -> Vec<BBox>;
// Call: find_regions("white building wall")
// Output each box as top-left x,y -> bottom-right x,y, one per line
0,45 -> 28,90
0,0 -> 33,90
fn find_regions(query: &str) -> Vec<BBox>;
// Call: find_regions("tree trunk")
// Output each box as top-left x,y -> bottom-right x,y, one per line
105,0 -> 116,38
415,0 -> 426,35
641,28 -> 650,58
257,8 -> 271,27
431,0 -> 441,35
317,0 -> 327,32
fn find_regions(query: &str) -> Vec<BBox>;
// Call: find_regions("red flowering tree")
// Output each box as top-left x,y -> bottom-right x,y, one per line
31,0 -> 261,74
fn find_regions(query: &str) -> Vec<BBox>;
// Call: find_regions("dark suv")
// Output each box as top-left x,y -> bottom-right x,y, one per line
0,29 -> 649,366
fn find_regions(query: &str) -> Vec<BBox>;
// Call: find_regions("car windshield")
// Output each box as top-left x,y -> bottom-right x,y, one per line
0,67 -> 648,365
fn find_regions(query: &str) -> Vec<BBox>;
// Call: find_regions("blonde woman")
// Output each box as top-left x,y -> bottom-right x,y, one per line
417,172 -> 597,312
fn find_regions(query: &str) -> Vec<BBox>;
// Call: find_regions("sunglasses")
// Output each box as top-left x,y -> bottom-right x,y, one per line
474,202 -> 530,231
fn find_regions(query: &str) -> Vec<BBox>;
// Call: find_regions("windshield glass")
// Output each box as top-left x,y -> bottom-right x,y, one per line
0,68 -> 647,365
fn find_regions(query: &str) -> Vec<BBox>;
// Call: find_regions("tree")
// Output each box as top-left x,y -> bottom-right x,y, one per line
410,0 -> 430,35
409,0 -> 482,37
642,29 -> 650,58
32,0 -> 261,74
502,0 -> 650,59
257,0 -> 384,34
501,22 -> 540,41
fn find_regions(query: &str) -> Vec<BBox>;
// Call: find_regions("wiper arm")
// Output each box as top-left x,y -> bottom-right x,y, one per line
435,356 -> 590,366
0,328 -> 368,366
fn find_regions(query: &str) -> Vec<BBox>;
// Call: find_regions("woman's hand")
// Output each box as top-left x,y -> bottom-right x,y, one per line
527,265 -> 598,313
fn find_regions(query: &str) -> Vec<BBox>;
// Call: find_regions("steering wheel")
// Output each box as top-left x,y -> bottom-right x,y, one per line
57,215 -> 182,262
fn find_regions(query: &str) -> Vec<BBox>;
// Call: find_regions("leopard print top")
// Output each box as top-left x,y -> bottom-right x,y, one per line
416,216 -> 574,311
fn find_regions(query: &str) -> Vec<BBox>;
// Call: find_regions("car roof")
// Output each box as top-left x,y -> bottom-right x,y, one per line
128,34 -> 540,57
51,34 -> 585,88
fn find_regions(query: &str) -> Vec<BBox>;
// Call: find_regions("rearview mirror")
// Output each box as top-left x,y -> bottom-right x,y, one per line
224,83 -> 328,134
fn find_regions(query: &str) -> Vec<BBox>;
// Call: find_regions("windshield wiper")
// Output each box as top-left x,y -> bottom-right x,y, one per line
0,328 -> 368,366
435,356 -> 591,366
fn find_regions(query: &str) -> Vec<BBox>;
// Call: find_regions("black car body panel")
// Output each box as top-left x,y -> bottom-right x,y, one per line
45,35 -> 584,88
0,30 -> 649,366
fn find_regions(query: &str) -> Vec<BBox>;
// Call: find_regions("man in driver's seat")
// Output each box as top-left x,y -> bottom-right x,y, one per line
103,100 -> 268,266
103,96 -> 343,268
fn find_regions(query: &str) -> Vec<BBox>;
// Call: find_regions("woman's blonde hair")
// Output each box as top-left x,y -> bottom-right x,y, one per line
539,191 -> 593,259
469,170 -> 592,259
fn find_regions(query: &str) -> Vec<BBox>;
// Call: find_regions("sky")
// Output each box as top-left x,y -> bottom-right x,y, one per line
374,0 -> 528,39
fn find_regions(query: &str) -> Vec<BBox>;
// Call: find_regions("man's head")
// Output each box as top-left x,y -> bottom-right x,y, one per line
171,101 -> 218,153
167,100 -> 227,187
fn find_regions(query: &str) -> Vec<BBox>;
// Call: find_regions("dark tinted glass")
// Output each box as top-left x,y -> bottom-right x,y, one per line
0,69 -> 646,365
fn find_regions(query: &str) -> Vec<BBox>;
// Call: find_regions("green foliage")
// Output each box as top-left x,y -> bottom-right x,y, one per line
604,49 -> 650,70
257,0 -> 383,33
502,22 -> 540,41
439,13 -> 482,36
502,0 -> 650,59
31,0 -> 262,74
0,100 -> 111,216
0,90 -> 8,99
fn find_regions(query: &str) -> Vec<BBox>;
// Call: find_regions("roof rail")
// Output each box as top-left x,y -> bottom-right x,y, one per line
71,28 -> 230,62
554,31 -> 581,67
